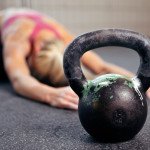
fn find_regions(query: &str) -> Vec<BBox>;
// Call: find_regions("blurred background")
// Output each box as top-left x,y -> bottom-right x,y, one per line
1,0 -> 150,73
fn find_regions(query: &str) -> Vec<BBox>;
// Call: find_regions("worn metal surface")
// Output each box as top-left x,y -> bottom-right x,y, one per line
63,29 -> 150,142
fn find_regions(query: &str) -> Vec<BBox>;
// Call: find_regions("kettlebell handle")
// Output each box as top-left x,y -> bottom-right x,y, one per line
63,29 -> 150,96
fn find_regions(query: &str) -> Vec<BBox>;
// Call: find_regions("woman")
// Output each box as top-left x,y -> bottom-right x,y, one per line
0,8 -> 133,110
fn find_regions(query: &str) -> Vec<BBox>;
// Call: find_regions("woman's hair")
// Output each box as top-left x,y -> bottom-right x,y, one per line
30,39 -> 96,86
30,40 -> 68,86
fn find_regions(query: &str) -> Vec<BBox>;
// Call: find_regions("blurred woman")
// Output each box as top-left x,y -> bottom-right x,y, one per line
0,8 -> 133,110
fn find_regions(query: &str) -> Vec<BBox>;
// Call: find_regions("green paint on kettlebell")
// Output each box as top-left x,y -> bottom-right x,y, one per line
82,74 -> 127,101
82,80 -> 93,98
124,80 -> 134,88
110,95 -> 113,99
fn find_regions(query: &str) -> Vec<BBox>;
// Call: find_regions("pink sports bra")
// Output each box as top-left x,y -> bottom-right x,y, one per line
2,13 -> 62,52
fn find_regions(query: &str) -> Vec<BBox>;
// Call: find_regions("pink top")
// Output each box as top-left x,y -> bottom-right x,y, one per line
2,13 -> 62,53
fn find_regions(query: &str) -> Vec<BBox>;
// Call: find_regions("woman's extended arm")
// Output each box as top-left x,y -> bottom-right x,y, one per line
81,51 -> 134,78
3,31 -> 78,110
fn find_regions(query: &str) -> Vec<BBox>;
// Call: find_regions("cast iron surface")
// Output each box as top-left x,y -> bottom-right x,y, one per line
78,75 -> 147,142
63,29 -> 150,142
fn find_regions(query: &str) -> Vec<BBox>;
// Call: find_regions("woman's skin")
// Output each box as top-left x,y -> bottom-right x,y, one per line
1,10 -> 134,110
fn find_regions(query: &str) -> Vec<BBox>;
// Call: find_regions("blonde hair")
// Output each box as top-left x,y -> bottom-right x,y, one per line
30,40 -> 96,86
31,40 -> 68,86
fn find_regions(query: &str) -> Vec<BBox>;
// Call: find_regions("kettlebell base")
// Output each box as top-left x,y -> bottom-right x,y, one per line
90,134 -> 136,143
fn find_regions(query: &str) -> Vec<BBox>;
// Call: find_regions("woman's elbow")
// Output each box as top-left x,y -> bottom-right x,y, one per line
12,79 -> 22,94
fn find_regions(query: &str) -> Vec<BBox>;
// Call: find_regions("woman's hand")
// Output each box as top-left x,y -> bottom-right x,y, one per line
45,86 -> 79,110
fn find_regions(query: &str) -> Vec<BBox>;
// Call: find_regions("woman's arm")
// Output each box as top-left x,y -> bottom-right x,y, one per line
3,35 -> 47,100
3,32 -> 78,110
81,51 -> 134,78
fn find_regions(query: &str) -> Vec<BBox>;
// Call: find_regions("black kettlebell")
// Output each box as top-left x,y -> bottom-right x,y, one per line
63,29 -> 149,142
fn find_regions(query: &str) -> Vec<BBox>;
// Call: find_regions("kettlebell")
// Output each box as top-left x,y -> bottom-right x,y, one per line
63,29 -> 149,142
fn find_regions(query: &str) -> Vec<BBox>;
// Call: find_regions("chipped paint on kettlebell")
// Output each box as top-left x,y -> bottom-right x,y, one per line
82,74 -> 129,102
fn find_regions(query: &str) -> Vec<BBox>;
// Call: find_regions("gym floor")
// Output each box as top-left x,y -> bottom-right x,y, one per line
0,47 -> 150,150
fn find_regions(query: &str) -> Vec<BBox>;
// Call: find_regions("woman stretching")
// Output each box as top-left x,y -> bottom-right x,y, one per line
0,8 -> 134,110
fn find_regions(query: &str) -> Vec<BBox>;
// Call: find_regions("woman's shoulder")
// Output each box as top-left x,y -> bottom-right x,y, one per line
0,8 -> 38,41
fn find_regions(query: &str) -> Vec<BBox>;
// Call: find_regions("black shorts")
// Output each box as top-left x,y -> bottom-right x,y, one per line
0,44 -> 8,82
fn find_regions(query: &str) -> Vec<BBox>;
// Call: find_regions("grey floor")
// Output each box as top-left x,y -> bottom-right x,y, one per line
0,47 -> 150,150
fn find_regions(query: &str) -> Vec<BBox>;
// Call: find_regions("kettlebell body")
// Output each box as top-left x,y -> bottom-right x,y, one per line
63,29 -> 150,142
79,74 -> 147,141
